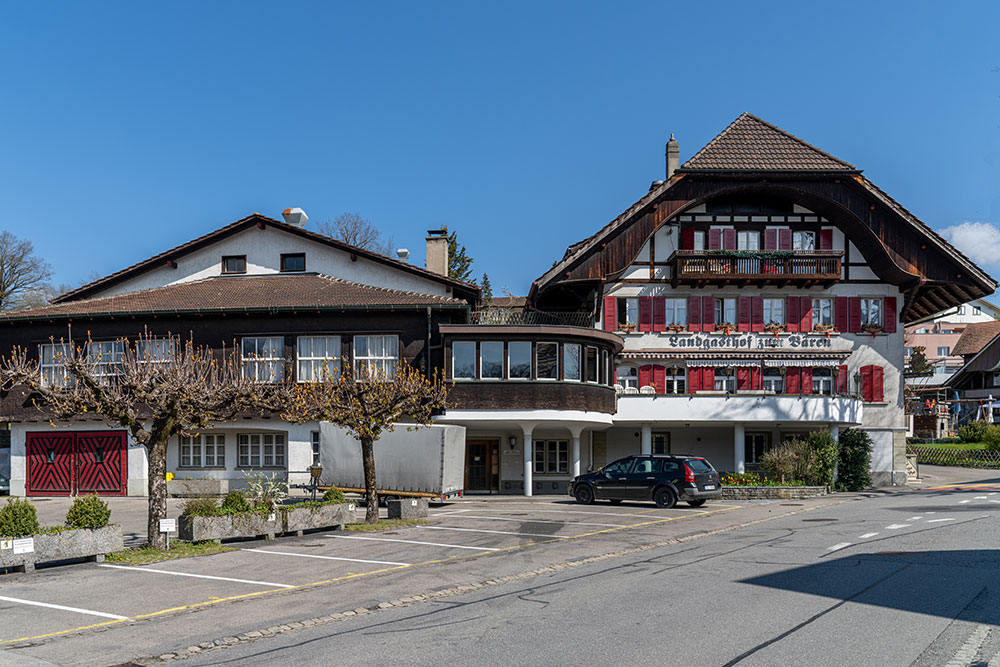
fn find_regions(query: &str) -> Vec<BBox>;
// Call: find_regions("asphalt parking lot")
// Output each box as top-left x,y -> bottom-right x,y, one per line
0,497 -> 747,645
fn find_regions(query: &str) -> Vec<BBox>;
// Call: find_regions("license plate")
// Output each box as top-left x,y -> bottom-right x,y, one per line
703,485 -> 716,490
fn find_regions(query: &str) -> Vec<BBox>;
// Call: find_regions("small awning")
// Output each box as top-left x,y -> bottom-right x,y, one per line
687,359 -> 761,368
763,358 -> 843,368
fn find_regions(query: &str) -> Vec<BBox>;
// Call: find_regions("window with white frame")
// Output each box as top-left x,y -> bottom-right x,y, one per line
861,298 -> 883,327
762,368 -> 784,393
242,337 -> 284,383
813,298 -> 833,327
744,432 -> 772,465
664,367 -> 686,394
39,342 -> 72,388
137,338 -> 176,365
311,431 -> 321,466
617,366 -> 638,389
715,298 -> 736,326
737,231 -> 760,250
714,367 -> 736,392
480,341 -> 503,379
87,341 -> 124,384
238,433 -> 286,468
353,335 -> 398,380
665,298 -> 687,326
600,349 -> 609,385
452,341 -> 476,379
617,297 -> 639,328
763,298 -> 785,326
563,344 -> 581,381
180,434 -> 225,468
537,342 -> 558,379
958,306 -> 966,314
692,231 -> 706,251
533,440 -> 568,474
812,368 -> 834,395
792,231 -> 815,250
937,346 -> 951,357
993,372 -> 1000,387
585,346 -> 598,383
974,305 -> 982,315
297,335 -> 341,382
508,342 -> 532,379
904,347 -> 914,356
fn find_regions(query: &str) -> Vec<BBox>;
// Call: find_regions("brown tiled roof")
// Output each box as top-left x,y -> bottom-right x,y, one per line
681,113 -> 856,172
0,274 -> 466,321
951,321 -> 1000,357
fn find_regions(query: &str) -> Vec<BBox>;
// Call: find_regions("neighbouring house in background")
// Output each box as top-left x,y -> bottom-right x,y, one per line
904,298 -> 1000,388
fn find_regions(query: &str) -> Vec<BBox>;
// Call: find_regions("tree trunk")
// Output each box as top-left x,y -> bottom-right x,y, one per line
361,436 -> 378,524
146,434 -> 170,549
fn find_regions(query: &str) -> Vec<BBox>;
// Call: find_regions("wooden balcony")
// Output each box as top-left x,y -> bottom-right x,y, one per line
667,250 -> 843,287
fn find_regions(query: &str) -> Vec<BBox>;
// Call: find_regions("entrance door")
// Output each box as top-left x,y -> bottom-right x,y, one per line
465,439 -> 499,492
26,431 -> 127,496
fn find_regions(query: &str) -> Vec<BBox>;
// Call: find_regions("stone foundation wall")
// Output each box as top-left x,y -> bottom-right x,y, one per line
720,486 -> 828,500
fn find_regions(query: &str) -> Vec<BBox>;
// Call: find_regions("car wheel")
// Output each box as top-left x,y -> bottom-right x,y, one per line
608,499 -> 623,505
687,499 -> 707,507
653,487 -> 677,509
574,484 -> 595,505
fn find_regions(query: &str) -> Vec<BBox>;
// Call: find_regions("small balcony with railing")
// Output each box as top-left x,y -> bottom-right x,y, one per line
470,307 -> 594,328
667,250 -> 843,287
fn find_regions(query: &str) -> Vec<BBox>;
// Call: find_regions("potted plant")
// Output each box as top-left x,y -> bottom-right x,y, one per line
666,324 -> 686,333
718,322 -> 737,336
861,322 -> 883,339
764,322 -> 785,338
814,323 -> 836,338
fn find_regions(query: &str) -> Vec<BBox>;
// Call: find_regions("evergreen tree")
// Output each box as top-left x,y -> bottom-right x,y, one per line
447,231 -> 475,283
481,273 -> 493,305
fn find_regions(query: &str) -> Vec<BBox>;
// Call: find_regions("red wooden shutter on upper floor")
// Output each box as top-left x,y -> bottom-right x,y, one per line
689,367 -> 701,393
786,297 -> 800,332
837,365 -> 848,394
883,296 -> 897,333
751,366 -> 762,390
872,366 -> 884,402
861,365 -> 873,402
751,297 -> 764,332
688,296 -> 702,332
835,297 -> 849,333
800,367 -> 813,395
708,229 -> 722,250
737,367 -> 751,391
723,229 -> 737,250
653,296 -> 666,332
849,297 -> 862,333
681,227 -> 695,250
639,296 -> 653,332
738,296 -> 752,332
778,229 -> 792,250
786,367 -> 800,394
702,296 -> 716,332
764,228 -> 778,250
653,365 -> 666,393
639,364 -> 652,389
703,367 -> 715,390
603,295 -> 617,331
819,229 -> 833,250
800,296 -> 813,333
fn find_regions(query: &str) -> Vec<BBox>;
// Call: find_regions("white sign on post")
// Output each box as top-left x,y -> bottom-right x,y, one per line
12,538 -> 34,555
159,519 -> 176,533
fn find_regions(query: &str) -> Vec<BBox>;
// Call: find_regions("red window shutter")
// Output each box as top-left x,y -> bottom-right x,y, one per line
708,229 -> 722,250
835,297 -> 849,333
778,229 -> 792,250
883,296 -> 897,333
603,295 -> 617,332
764,228 -> 778,250
849,297 -> 862,333
652,365 -> 666,393
751,366 -> 762,390
818,229 -> 833,250
653,297 -> 666,332
639,364 -> 652,388
873,366 -> 884,402
688,296 -> 702,332
800,367 -> 813,395
786,297 -> 800,332
800,296 -> 812,333
681,227 -> 695,250
786,367 -> 799,394
751,297 -> 764,332
704,367 -> 715,390
861,365 -> 873,402
837,364 -> 848,394
689,366 -> 701,393
639,296 -> 653,332
723,229 -> 737,250
702,296 -> 716,332
738,296 -> 752,332
737,367 -> 750,391
613,365 -> 618,384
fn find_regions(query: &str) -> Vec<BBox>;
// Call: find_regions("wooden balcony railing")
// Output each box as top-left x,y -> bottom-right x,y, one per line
667,250 -> 843,286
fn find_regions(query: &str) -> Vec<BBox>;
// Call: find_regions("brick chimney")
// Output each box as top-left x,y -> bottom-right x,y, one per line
666,133 -> 679,178
425,227 -> 449,276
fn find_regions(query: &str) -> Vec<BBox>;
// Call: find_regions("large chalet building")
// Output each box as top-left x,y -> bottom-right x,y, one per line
0,113 -> 992,497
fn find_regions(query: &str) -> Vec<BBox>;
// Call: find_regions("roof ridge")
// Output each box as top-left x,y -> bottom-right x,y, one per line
310,272 -> 459,301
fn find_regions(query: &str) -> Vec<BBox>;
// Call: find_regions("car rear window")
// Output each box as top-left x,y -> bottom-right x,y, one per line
685,458 -> 714,473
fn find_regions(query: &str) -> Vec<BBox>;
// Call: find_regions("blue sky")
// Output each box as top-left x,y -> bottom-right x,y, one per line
2,1 -> 999,297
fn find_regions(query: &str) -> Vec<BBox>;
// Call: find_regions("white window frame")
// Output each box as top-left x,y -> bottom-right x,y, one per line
353,335 -> 398,381
87,341 -> 124,384
693,231 -> 706,251
311,430 -> 321,466
737,231 -> 760,250
623,297 -> 639,327
533,440 -> 568,474
563,343 -> 581,381
937,346 -> 951,357
812,298 -> 833,327
536,342 -> 559,380
137,338 -> 176,366
585,346 -> 598,383
812,368 -> 834,396
479,341 -> 504,380
715,298 -> 736,326
664,368 -> 686,394
763,298 -> 785,326
617,366 -> 639,390
714,367 -> 736,392
39,342 -> 72,388
861,298 -> 883,328
974,306 -> 983,315
792,231 -> 815,251
508,341 -> 532,380
993,372 -> 1000,387
452,341 -> 476,380
180,434 -> 225,468
242,336 -> 284,383
762,369 -> 784,393
664,298 -> 687,327
238,433 -> 286,469
296,335 -> 341,382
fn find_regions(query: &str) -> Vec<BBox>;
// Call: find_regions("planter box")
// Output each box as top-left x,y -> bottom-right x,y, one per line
720,486 -> 828,500
0,525 -> 124,573
178,512 -> 281,542
167,479 -> 228,497
283,503 -> 355,535
387,498 -> 428,519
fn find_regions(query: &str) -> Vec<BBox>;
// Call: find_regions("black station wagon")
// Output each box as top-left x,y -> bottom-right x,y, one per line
569,454 -> 722,509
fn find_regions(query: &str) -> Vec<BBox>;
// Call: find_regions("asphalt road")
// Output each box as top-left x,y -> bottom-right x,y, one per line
174,477 -> 1000,667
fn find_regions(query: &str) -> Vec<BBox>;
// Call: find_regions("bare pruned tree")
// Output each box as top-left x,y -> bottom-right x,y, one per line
0,231 -> 53,311
316,213 -> 395,257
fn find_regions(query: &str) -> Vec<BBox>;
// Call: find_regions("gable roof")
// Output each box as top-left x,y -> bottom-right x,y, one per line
0,273 -> 466,321
52,213 -> 478,304
680,113 -> 857,172
951,321 -> 1000,357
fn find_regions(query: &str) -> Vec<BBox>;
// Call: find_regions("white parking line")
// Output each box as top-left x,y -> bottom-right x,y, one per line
436,514 -> 625,528
98,564 -> 292,588
426,526 -> 569,539
326,534 -> 499,551
827,542 -> 852,552
907,516 -> 923,521
975,496 -> 989,499
885,524 -> 911,530
0,595 -> 127,620
990,500 -> 1000,504
242,548 -> 410,566
926,518 -> 957,523
441,507 -> 696,519
959,500 -> 972,504
859,532 -> 879,539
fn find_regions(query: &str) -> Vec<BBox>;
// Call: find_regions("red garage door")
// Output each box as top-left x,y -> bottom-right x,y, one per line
26,431 -> 127,496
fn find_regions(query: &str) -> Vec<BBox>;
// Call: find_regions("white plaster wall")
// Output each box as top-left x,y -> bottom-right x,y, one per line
864,429 -> 894,472
91,226 -> 449,299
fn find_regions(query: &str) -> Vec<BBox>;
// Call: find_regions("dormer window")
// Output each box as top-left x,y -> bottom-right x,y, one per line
222,255 -> 247,274
281,253 -> 306,272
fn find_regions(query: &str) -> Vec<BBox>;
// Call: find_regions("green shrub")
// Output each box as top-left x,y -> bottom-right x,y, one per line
760,444 -> 797,483
322,486 -> 346,504
0,498 -> 41,537
984,425 -> 1000,451
958,420 -> 991,444
219,490 -> 253,514
837,429 -> 872,491
181,495 -> 219,517
65,494 -> 111,530
804,430 -> 840,487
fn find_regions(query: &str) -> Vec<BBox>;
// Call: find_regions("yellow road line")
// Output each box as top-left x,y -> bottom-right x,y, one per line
926,483 -> 1000,490
1,504 -> 742,644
